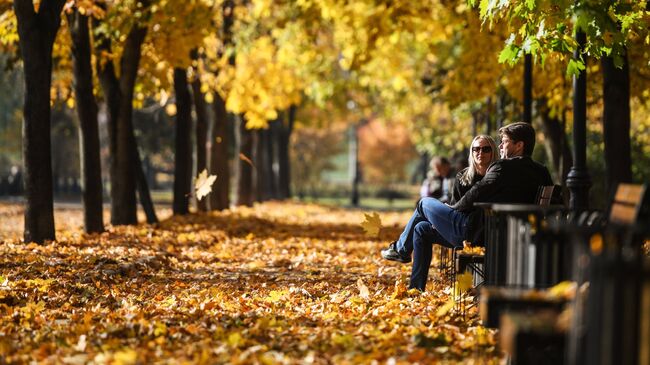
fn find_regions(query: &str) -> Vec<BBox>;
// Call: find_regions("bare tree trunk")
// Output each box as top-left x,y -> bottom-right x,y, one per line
133,141 -> 158,224
255,128 -> 273,202
94,10 -> 150,225
191,54 -> 208,212
173,68 -> 192,215
208,92 -> 230,210
237,117 -> 254,206
602,54 -> 632,194
14,0 -> 67,243
277,106 -> 295,199
265,124 -> 278,199
539,99 -> 573,183
68,10 -> 103,233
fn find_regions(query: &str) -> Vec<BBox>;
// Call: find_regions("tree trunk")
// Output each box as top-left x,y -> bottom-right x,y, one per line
68,10 -> 104,233
255,128 -> 273,202
172,68 -> 193,215
539,100 -> 573,183
265,124 -> 278,199
133,139 -> 158,224
277,106 -> 295,199
602,54 -> 632,194
14,0 -> 66,243
191,59 -> 208,212
94,13 -> 149,225
94,22 -> 121,222
237,117 -> 254,206
209,92 -> 230,210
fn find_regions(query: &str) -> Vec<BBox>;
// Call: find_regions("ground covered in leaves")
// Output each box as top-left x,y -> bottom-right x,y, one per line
0,201 -> 500,364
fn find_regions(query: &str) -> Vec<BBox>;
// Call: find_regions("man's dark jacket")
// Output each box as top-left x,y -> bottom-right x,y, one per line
451,155 -> 553,243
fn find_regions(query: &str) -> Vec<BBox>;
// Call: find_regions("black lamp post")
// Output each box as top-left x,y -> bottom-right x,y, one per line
566,30 -> 591,211
523,53 -> 533,124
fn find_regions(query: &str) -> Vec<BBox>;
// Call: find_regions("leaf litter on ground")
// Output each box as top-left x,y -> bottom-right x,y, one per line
0,201 -> 500,364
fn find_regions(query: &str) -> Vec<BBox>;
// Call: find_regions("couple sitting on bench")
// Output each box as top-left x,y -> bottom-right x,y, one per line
382,122 -> 553,291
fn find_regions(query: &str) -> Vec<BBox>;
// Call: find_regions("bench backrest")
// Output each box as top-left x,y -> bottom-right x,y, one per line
536,185 -> 563,207
608,184 -> 649,226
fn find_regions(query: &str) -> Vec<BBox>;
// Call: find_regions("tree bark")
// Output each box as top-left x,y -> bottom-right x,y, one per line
68,10 -> 104,233
209,92 -> 230,210
173,68 -> 193,215
265,124 -> 278,199
237,117 -> 254,206
255,128 -> 273,202
277,106 -> 295,199
133,140 -> 158,224
602,54 -> 632,194
94,13 -> 150,225
14,0 -> 67,243
191,56 -> 208,212
539,100 -> 572,183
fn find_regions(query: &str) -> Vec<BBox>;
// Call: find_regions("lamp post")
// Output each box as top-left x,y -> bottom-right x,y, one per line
566,30 -> 591,211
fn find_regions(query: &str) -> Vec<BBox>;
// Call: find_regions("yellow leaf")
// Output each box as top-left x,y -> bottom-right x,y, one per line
361,212 -> 381,237
227,332 -> 242,347
436,298 -> 455,317
457,272 -> 473,294
194,169 -> 217,201
113,349 -> 138,365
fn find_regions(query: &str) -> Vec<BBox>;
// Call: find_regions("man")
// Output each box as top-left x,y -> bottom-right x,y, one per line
420,156 -> 454,203
381,122 -> 553,264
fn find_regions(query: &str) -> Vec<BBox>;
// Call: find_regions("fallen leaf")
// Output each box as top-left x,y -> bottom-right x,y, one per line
357,278 -> 370,300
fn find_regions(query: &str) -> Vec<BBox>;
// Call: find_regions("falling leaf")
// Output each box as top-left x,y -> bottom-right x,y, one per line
357,278 -> 370,300
457,272 -> 473,294
239,153 -> 255,168
361,212 -> 381,237
194,169 -> 217,201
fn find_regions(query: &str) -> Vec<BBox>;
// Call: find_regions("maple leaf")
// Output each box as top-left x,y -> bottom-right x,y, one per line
361,212 -> 381,237
194,169 -> 217,201
357,278 -> 370,300
457,272 -> 473,294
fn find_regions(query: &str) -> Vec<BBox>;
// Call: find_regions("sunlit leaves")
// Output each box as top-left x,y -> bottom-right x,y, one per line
473,0 -> 650,75
0,201 -> 499,362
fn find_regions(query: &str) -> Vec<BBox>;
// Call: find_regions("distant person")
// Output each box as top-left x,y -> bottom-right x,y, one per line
420,157 -> 454,203
381,123 -> 553,289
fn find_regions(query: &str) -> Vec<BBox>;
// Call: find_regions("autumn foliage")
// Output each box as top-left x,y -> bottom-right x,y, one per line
0,202 -> 499,363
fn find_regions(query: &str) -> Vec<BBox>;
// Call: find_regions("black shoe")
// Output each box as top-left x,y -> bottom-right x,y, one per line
381,241 -> 411,263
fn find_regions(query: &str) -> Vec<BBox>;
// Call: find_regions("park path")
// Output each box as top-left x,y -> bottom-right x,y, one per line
0,201 -> 499,363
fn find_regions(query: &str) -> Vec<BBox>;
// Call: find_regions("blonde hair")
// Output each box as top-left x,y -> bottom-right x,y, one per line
459,135 -> 499,186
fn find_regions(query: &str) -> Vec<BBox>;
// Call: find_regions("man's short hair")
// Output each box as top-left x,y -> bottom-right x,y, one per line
499,122 -> 536,156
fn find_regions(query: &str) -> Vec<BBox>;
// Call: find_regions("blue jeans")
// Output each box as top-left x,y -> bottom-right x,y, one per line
393,198 -> 469,290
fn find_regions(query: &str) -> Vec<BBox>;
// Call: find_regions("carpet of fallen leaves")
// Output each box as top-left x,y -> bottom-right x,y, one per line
0,201 -> 501,364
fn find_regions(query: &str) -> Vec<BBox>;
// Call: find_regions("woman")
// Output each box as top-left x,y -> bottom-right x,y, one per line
380,135 -> 499,291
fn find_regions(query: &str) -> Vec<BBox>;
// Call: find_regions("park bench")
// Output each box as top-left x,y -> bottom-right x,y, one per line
566,183 -> 650,365
447,185 -> 563,315
491,183 -> 649,364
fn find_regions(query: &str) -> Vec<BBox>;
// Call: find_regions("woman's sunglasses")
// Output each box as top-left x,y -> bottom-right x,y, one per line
472,146 -> 492,154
